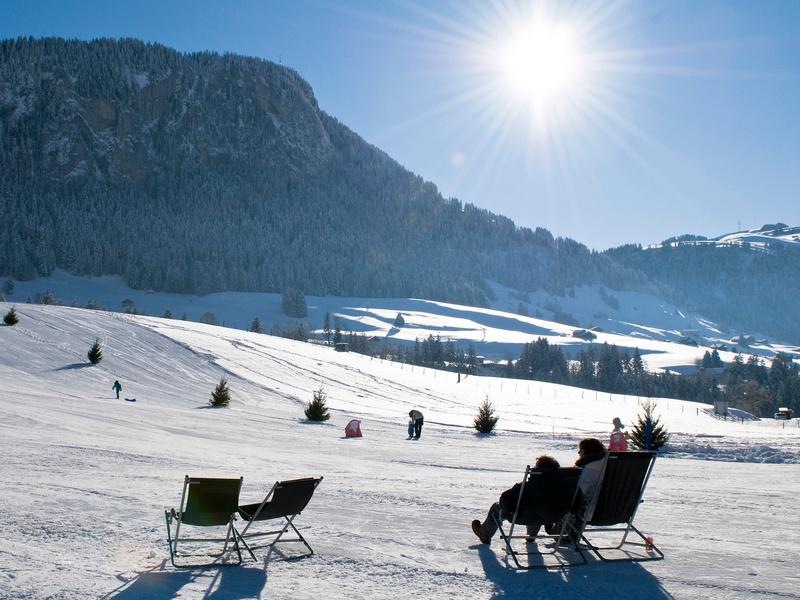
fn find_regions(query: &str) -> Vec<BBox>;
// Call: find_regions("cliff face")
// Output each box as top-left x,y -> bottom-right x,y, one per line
1,37 -> 332,183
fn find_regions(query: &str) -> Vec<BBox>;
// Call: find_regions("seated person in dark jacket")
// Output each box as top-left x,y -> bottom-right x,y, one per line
471,455 -> 562,544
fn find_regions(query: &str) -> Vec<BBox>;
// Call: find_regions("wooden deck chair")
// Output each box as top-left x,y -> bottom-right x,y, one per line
570,451 -> 664,562
237,476 -> 323,560
164,476 -> 245,568
496,467 -> 586,569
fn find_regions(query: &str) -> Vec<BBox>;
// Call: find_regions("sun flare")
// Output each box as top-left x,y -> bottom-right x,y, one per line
497,19 -> 583,108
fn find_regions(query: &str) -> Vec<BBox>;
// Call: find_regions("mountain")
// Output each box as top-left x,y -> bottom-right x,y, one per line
658,223 -> 800,250
0,37 -> 631,305
3,37 -> 799,346
606,225 -> 800,344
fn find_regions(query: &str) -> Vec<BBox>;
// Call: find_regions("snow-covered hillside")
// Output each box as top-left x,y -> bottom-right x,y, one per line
0,304 -> 798,599
4,271 -> 799,377
654,223 -> 800,251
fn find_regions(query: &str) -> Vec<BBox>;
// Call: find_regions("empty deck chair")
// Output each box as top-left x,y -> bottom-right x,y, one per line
496,466 -> 585,569
165,476 -> 245,568
237,476 -> 323,560
570,451 -> 664,562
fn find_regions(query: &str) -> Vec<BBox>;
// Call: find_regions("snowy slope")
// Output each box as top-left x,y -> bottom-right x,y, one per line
1,304 -> 798,599
5,271 -> 799,377
712,223 -> 800,249
653,223 -> 800,250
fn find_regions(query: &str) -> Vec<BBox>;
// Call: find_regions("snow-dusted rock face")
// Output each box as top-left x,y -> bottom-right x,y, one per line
0,37 -> 333,180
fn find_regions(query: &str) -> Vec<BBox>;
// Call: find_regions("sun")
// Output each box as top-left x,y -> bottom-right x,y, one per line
496,18 -> 583,110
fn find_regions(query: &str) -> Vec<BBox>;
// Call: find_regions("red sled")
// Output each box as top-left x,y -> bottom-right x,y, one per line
345,419 -> 362,438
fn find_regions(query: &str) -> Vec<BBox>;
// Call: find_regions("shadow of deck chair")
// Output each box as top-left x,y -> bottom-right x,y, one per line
237,476 -> 323,561
164,476 -> 245,568
569,451 -> 664,562
495,466 -> 585,569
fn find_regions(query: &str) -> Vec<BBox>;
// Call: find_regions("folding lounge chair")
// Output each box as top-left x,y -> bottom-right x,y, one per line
569,451 -> 664,562
237,476 -> 323,560
165,476 -> 245,568
495,466 -> 585,569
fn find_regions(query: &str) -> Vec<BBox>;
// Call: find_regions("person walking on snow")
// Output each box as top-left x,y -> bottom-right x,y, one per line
609,417 -> 628,452
112,380 -> 122,399
408,409 -> 424,439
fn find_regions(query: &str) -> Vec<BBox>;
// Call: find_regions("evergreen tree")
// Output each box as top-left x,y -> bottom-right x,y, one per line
282,288 -> 307,318
466,344 -> 478,374
2,279 -> 14,295
200,312 -> 217,325
87,339 -> 103,365
249,317 -> 263,333
629,400 -> 669,451
209,378 -> 231,407
162,309 -> 173,318
3,306 -> 19,326
181,312 -> 188,320
304,386 -> 330,421
393,312 -> 405,327
323,312 -> 331,343
333,322 -> 342,345
473,397 -> 499,433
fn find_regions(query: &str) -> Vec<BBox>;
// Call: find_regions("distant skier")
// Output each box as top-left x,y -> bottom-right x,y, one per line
609,417 -> 628,452
112,380 -> 122,399
408,409 -> 424,440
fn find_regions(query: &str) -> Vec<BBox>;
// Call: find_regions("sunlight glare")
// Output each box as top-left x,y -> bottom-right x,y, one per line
498,20 -> 582,109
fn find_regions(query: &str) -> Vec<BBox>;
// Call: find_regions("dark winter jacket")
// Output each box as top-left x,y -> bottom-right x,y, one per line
499,467 -> 582,525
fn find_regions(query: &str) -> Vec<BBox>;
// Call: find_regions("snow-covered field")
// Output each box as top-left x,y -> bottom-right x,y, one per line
1,304 -> 798,599
5,271 -> 799,374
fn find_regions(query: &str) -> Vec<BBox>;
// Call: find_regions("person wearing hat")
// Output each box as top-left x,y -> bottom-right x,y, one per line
609,417 -> 628,452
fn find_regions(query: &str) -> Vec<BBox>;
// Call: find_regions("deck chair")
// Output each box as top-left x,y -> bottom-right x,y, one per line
495,467 -> 585,569
237,476 -> 323,560
165,476 -> 245,568
569,451 -> 664,562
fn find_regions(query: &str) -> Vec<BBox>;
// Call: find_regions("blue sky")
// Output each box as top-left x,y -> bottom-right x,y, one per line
3,0 -> 799,249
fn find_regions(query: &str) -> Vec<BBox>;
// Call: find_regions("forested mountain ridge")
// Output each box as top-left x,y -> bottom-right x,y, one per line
606,237 -> 800,345
0,37 -> 633,306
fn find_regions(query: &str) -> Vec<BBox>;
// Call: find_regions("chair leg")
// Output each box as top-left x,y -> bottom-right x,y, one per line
165,511 -> 178,568
580,523 -> 664,562
233,524 -> 257,561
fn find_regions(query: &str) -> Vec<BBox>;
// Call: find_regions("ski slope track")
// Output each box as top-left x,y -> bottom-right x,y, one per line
0,304 -> 798,599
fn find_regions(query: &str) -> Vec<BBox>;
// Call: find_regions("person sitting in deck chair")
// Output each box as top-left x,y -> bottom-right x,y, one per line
546,437 -> 607,541
471,455 -> 560,544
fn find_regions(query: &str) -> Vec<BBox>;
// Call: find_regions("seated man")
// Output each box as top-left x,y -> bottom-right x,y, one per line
471,455 -> 561,544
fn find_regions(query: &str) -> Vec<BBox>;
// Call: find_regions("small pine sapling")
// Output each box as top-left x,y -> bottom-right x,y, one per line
209,378 -> 231,407
249,317 -> 263,333
87,338 -> 103,365
473,396 -> 499,434
3,306 -> 19,326
629,399 -> 670,451
305,386 -> 330,421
